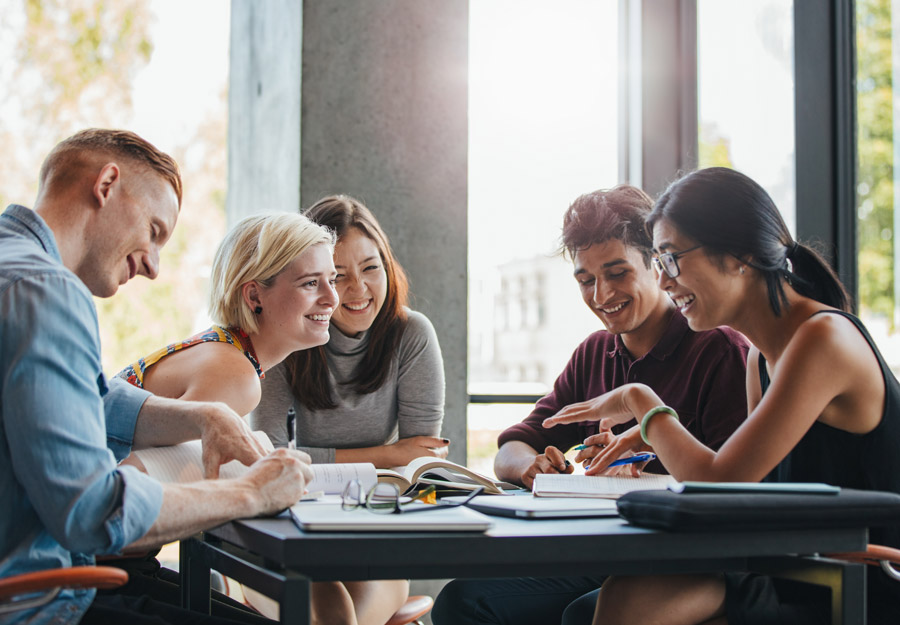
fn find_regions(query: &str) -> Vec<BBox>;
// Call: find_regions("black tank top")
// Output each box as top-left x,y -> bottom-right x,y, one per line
758,310 -> 900,617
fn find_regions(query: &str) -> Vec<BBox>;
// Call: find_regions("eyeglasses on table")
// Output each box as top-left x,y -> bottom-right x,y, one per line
341,480 -> 485,514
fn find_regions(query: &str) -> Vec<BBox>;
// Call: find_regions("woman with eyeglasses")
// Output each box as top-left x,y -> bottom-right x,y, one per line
544,167 -> 900,625
251,195 -> 446,625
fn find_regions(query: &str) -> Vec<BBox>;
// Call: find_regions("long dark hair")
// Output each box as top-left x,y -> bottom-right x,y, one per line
648,167 -> 851,315
286,195 -> 410,409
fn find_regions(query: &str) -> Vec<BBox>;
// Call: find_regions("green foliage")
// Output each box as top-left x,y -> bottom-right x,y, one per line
2,0 -> 227,373
698,122 -> 735,169
18,0 -> 153,126
856,0 -> 895,323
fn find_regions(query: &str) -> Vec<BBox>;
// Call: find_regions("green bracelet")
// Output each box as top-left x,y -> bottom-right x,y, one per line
640,406 -> 679,445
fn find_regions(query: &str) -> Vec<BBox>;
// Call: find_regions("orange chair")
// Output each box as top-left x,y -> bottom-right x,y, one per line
0,566 -> 128,615
386,595 -> 434,625
826,544 -> 900,582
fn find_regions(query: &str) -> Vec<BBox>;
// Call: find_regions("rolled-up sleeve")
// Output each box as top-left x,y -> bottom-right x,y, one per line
2,273 -> 162,554
104,376 -> 151,461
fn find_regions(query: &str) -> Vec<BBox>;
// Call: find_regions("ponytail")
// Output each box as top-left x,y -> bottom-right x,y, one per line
651,168 -> 853,317
787,242 -> 852,312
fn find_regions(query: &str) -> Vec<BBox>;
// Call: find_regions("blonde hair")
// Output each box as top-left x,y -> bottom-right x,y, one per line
208,212 -> 335,333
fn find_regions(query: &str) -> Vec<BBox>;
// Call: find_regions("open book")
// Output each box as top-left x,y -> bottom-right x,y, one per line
130,432 -> 379,495
377,457 -> 520,496
533,473 -> 676,499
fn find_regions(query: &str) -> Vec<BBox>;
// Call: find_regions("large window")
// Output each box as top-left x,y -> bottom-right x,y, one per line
855,0 -> 900,373
697,0 -> 796,233
467,1 -> 619,473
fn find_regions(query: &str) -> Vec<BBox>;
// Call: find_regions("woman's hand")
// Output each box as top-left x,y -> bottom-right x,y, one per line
543,384 -> 659,431
580,425 -> 650,476
383,436 -> 450,466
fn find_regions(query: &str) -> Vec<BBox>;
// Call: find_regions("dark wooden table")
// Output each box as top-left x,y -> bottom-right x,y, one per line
181,512 -> 868,625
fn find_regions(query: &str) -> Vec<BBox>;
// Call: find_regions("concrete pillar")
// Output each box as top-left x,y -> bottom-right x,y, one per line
227,0 -> 303,221
228,0 -> 469,467
229,3 -> 468,615
299,1 -> 469,465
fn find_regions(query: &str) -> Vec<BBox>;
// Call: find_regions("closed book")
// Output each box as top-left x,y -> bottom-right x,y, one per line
533,473 -> 675,499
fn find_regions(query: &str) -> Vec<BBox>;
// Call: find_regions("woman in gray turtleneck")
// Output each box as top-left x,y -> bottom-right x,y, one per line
250,195 -> 446,625
251,194 -> 447,465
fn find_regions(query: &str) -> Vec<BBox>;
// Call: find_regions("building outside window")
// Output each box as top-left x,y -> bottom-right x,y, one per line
467,0 -> 619,473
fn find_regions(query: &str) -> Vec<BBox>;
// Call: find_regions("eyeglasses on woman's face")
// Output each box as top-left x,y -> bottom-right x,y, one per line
652,245 -> 703,279
341,480 -> 485,514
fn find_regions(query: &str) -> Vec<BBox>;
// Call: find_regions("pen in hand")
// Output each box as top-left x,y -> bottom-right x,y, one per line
286,407 -> 296,450
605,452 -> 656,468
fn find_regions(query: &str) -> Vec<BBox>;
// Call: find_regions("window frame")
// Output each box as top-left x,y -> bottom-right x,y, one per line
469,0 -> 859,411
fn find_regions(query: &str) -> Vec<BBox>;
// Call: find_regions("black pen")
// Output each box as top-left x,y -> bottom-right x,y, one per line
286,407 -> 296,450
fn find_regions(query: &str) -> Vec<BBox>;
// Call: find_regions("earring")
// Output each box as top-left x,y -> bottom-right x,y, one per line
254,306 -> 263,314
739,266 -> 745,275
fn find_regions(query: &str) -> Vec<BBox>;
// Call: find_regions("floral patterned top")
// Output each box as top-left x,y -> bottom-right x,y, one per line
117,324 -> 263,388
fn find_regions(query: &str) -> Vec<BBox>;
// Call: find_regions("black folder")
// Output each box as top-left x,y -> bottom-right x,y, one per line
616,488 -> 900,532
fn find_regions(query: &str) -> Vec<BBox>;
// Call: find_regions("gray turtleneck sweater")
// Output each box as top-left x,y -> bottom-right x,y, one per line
250,310 -> 445,463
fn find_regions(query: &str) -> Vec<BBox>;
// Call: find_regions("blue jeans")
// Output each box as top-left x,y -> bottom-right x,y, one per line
432,576 -> 605,625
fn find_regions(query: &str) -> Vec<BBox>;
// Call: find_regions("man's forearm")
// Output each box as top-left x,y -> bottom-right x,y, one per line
493,441 -> 539,485
128,479 -> 257,550
132,396 -> 222,449
127,447 -> 311,550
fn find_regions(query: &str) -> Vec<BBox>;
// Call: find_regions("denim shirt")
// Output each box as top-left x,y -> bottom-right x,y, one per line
0,205 -> 164,624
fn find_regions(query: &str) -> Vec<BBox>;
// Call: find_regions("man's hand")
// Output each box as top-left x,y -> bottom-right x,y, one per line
129,447 -> 315,549
520,445 -> 573,490
199,402 -> 269,479
244,448 -> 315,515
133,395 -> 268,478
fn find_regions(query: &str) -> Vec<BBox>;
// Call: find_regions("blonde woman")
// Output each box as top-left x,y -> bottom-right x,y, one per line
121,213 -> 403,625
119,212 -> 338,417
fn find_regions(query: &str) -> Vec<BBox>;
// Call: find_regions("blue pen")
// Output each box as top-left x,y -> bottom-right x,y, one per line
606,452 -> 656,468
573,444 -> 589,451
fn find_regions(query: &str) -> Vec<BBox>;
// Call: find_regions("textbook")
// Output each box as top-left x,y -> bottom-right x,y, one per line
129,432 -> 379,495
533,473 -> 676,499
376,457 -> 520,496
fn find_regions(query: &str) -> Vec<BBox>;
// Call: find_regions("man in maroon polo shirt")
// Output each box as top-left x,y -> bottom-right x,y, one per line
432,185 -> 750,625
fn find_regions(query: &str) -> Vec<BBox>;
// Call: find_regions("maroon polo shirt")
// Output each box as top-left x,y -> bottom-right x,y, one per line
498,310 -> 750,474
